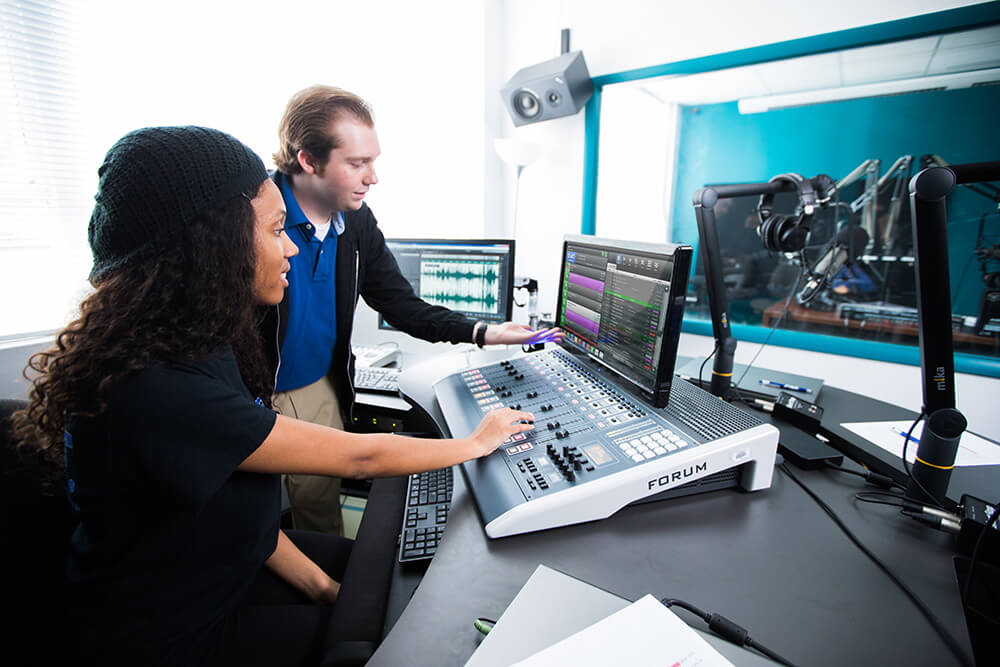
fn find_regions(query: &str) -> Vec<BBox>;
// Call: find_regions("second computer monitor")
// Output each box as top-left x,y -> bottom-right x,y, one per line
379,238 -> 515,330
556,234 -> 692,407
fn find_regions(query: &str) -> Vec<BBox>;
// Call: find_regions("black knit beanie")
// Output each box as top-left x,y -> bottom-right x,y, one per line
88,126 -> 269,280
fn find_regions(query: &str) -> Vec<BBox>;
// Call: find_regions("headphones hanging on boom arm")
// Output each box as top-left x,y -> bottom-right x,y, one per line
756,172 -> 819,253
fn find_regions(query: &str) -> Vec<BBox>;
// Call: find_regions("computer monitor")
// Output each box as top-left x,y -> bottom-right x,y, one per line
555,234 -> 693,407
378,238 -> 515,330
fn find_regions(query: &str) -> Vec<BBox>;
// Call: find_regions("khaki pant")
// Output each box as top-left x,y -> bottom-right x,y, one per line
274,375 -> 345,536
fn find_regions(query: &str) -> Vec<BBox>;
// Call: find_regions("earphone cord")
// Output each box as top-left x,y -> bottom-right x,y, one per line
731,263 -> 806,399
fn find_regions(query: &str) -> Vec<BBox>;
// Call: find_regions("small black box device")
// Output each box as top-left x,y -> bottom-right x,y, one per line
957,494 -> 1000,563
772,391 -> 824,433
773,420 -> 843,469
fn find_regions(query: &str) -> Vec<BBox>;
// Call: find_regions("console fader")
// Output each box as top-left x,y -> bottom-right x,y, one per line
435,349 -> 779,538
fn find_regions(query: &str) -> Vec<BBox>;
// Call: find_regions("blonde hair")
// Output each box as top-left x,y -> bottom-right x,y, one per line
273,85 -> 374,174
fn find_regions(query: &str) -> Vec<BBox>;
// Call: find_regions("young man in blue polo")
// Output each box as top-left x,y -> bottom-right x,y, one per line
265,85 -> 555,534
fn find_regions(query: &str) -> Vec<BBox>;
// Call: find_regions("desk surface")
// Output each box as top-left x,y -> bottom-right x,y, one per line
368,347 -> 982,667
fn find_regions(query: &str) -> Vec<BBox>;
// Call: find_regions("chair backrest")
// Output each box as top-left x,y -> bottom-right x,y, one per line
0,398 -> 72,658
322,475 -> 407,666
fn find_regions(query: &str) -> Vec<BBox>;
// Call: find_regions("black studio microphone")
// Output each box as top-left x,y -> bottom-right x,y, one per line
796,226 -> 870,304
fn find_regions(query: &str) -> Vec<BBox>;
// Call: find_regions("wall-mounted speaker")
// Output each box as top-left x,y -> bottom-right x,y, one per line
500,51 -> 594,126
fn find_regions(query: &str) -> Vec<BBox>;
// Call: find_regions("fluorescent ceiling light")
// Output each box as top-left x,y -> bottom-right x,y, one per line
737,67 -> 1000,114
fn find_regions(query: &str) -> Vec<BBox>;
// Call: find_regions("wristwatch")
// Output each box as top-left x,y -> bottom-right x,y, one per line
475,321 -> 488,348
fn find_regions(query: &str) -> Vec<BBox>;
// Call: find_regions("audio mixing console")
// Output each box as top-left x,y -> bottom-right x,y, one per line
435,348 -> 779,537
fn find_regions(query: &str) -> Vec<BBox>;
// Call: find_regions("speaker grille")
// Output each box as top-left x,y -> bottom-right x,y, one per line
511,89 -> 541,120
663,379 -> 762,441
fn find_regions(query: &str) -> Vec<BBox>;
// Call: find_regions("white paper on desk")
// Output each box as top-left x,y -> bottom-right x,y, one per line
511,594 -> 734,667
841,421 -> 1000,467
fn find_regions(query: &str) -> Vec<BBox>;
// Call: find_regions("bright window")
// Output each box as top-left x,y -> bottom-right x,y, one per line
0,0 -> 489,338
0,1 -> 91,336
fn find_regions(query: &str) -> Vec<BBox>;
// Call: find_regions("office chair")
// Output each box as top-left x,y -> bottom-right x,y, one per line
323,425 -> 440,664
0,398 -> 72,660
0,396 -> 403,664
321,475 -> 407,666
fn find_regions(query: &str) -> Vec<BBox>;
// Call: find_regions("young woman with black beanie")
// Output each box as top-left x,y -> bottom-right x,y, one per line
11,126 -> 534,666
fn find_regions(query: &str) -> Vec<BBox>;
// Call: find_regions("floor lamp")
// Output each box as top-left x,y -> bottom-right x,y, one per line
494,138 -> 542,239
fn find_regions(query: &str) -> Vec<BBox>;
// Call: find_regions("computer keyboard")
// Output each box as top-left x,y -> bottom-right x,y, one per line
354,366 -> 402,394
398,467 -> 453,563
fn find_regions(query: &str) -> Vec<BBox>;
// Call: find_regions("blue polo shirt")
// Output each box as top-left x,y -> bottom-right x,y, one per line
274,172 -> 345,392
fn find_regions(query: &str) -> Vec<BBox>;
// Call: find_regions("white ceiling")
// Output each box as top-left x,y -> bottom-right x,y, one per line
629,24 -> 1000,106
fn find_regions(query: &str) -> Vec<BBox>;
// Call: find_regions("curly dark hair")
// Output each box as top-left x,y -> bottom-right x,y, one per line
12,180 -> 273,479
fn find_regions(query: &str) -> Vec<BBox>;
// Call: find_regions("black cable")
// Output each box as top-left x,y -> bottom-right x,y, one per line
821,458 -> 914,511
961,496 -> 1000,605
824,461 -> 903,490
697,341 -> 718,390
730,263 -> 805,403
951,252 -> 977,303
779,463 -> 972,666
849,482 -> 960,535
835,471 -> 921,512
660,598 -> 796,666
853,491 -> 909,509
825,461 -> 865,479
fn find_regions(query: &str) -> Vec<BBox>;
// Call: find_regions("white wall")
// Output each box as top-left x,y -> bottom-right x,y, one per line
493,0 -> 999,439
501,0 -> 983,79
79,0 -> 489,241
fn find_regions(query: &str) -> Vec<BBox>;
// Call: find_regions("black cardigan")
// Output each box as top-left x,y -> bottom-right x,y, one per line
261,172 -> 476,426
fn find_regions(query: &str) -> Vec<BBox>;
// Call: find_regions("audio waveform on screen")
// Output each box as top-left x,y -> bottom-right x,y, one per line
419,259 -> 501,315
424,265 -> 499,282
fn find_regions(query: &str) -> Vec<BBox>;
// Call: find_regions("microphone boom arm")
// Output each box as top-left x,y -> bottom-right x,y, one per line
904,160 -> 1000,505
693,180 -> 798,398
879,155 -> 914,252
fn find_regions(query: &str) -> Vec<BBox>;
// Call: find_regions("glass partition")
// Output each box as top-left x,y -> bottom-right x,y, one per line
589,10 -> 1000,376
